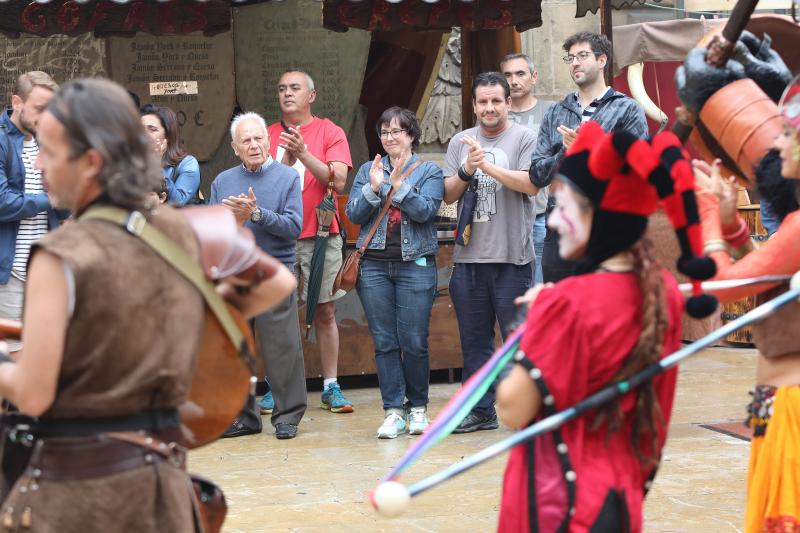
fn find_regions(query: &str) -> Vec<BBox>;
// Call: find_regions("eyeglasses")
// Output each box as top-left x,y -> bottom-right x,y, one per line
562,51 -> 597,64
379,128 -> 406,139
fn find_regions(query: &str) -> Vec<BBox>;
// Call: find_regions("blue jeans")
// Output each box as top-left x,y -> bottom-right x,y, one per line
449,262 -> 532,415
357,257 -> 437,410
533,213 -> 546,284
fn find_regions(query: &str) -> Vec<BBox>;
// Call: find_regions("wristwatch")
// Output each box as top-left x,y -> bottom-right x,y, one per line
250,207 -> 264,223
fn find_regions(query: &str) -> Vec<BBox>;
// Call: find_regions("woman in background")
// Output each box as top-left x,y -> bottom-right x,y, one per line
140,103 -> 201,205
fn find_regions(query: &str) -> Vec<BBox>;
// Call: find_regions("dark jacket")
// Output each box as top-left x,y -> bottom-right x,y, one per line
0,109 -> 67,283
529,90 -> 648,189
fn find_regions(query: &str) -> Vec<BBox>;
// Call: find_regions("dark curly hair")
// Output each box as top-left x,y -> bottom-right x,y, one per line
563,31 -> 612,65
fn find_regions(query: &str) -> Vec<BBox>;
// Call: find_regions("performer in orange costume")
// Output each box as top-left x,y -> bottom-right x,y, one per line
697,76 -> 800,533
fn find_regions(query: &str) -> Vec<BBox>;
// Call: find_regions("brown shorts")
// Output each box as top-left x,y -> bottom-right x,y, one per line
295,234 -> 345,304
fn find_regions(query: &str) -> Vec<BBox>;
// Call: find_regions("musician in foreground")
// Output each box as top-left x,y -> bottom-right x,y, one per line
496,122 -> 715,531
0,78 -> 295,532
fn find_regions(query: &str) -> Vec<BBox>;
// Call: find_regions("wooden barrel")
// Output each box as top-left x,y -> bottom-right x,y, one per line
719,205 -> 768,344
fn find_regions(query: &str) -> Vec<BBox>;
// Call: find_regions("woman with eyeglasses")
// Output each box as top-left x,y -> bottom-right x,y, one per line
345,107 -> 444,439
140,104 -> 201,205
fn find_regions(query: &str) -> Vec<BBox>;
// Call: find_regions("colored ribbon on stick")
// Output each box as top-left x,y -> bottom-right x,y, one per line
383,324 -> 525,481
400,280 -> 800,499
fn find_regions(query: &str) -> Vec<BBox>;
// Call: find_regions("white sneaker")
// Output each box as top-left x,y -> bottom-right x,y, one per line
407,406 -> 429,435
377,409 -> 406,439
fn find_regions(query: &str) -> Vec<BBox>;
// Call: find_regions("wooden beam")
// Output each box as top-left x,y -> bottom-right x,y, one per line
416,32 -> 451,121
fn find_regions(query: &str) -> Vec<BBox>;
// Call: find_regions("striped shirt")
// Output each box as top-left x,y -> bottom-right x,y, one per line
11,139 -> 49,281
579,87 -> 613,123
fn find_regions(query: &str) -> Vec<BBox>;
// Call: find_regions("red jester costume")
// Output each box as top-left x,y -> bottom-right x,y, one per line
498,121 -> 717,532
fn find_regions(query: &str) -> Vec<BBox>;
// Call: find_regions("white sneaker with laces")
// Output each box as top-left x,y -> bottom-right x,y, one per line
407,406 -> 429,435
377,409 -> 406,439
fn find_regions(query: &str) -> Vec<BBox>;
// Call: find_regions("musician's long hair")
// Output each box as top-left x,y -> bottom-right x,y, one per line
593,237 -> 669,468
48,78 -> 162,210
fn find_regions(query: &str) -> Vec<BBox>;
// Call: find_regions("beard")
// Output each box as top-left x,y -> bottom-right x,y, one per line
18,110 -> 36,135
573,67 -> 600,88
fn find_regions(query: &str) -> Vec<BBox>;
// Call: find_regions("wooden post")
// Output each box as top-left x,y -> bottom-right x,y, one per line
460,26 -> 522,130
600,0 -> 614,87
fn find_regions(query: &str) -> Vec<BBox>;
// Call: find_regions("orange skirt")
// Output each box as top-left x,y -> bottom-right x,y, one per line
746,386 -> 800,533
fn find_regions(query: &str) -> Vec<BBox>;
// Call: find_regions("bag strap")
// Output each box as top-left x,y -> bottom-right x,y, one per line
79,206 -> 245,350
357,159 -> 423,254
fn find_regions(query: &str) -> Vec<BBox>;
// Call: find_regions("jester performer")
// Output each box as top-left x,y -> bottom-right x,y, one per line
494,121 -> 716,532
0,78 -> 296,532
694,78 -> 800,531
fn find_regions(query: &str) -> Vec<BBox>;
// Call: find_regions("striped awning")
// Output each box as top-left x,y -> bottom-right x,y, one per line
322,0 -> 544,32
0,0 -> 273,38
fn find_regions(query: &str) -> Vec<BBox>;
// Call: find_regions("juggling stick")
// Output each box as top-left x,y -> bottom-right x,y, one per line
678,274 -> 791,295
371,275 -> 800,515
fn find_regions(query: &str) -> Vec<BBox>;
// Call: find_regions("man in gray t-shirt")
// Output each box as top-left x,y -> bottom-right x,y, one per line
502,53 -> 555,285
442,72 -> 538,433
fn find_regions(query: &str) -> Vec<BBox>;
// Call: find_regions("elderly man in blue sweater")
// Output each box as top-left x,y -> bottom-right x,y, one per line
210,111 -> 305,440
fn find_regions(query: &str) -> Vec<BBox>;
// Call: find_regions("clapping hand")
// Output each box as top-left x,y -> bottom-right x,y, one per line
557,125 -> 578,150
389,149 -> 411,190
693,159 -> 737,226
461,135 -> 485,174
223,186 -> 258,226
279,125 -> 305,166
368,154 -> 384,193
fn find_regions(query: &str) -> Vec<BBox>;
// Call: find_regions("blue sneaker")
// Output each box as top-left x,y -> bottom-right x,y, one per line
258,391 -> 274,414
320,382 -> 354,413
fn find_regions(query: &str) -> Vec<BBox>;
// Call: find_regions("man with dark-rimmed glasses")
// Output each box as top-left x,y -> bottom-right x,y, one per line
529,31 -> 648,283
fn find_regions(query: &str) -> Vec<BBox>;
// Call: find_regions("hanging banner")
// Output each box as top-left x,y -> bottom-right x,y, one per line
233,0 -> 370,129
107,31 -> 236,161
0,0 -> 232,38
0,33 -> 106,102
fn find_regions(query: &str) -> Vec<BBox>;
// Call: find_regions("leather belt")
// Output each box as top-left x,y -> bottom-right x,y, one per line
24,431 -> 186,482
35,409 -> 181,437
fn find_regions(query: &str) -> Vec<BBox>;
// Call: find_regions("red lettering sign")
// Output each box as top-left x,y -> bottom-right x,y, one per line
122,1 -> 149,33
58,1 -> 82,33
88,1 -> 112,31
367,0 -> 391,31
180,4 -> 208,34
483,0 -> 513,30
21,3 -> 46,34
427,0 -> 451,27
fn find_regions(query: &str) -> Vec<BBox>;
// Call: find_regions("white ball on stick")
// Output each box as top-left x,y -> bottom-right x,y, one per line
371,481 -> 411,518
791,271 -> 800,294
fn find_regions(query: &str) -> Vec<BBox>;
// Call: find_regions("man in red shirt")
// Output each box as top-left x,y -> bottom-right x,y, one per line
267,69 -> 354,413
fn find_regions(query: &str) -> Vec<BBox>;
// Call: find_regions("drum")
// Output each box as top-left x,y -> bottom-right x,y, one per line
719,205 -> 768,344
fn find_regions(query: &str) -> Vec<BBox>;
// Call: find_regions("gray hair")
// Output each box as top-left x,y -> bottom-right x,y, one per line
230,111 -> 267,142
280,69 -> 315,93
47,78 -> 161,210
500,53 -> 536,75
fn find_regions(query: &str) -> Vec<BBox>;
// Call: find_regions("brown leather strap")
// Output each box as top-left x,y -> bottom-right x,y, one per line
105,431 -> 185,464
326,161 -> 336,195
358,159 -> 423,254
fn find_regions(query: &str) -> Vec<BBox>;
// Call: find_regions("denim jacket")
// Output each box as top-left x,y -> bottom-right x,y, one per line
346,153 -> 443,261
0,110 -> 69,284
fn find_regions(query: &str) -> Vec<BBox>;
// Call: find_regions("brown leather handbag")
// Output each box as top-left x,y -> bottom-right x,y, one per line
333,160 -> 422,292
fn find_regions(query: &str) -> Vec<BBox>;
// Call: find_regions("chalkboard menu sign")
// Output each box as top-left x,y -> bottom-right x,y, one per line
0,33 -> 106,102
107,32 -> 235,161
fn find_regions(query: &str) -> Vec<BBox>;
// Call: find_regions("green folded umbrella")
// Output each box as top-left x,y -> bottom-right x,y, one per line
305,191 -> 337,338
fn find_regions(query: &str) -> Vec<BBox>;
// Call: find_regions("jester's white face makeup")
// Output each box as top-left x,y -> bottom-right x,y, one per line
548,181 -> 593,260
